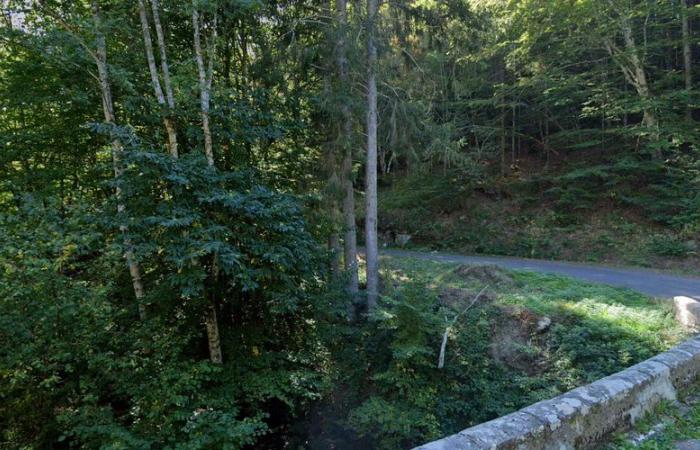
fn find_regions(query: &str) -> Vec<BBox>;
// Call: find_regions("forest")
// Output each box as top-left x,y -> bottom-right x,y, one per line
1,0 -> 699,448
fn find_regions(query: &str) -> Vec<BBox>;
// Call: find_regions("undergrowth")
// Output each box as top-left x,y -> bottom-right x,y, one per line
377,171 -> 700,275
308,256 -> 686,449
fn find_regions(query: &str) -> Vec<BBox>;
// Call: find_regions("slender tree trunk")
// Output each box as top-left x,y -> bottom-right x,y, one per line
150,0 -> 178,156
193,2 -> 223,364
365,0 -> 379,310
150,0 -> 175,109
92,0 -> 146,319
137,0 -> 177,157
605,13 -> 657,131
204,300 -> 223,362
337,0 -> 359,296
329,233 -> 341,276
497,59 -> 505,176
682,0 -> 693,120
511,103 -> 516,166
193,5 -> 215,166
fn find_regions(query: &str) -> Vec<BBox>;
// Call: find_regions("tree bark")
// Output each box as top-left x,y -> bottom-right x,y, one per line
192,2 -> 223,364
497,58 -> 506,177
204,300 -> 222,362
365,0 -> 379,310
329,233 -> 341,276
682,0 -> 693,120
337,0 -> 359,296
150,0 -> 175,110
150,0 -> 177,156
604,11 -> 657,132
137,0 -> 177,157
92,0 -> 147,319
193,5 -> 215,166
621,22 -> 656,130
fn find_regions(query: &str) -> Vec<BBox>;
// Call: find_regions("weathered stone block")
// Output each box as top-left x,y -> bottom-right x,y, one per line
674,296 -> 700,328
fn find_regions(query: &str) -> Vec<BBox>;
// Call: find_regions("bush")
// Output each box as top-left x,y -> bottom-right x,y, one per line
0,152 -> 331,449
646,234 -> 690,257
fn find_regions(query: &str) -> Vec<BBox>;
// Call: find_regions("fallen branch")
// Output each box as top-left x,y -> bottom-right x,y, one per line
438,285 -> 488,369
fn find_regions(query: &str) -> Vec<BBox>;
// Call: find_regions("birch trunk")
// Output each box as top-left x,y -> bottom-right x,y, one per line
337,0 -> 359,296
365,0 -> 379,310
621,22 -> 656,130
92,0 -> 146,319
604,10 -> 657,132
192,2 -> 223,364
150,0 -> 175,110
137,0 -> 177,157
682,0 -> 693,120
193,6 -> 215,166
150,0 -> 178,156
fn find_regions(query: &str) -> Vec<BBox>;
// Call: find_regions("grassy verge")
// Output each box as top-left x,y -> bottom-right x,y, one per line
311,256 -> 687,449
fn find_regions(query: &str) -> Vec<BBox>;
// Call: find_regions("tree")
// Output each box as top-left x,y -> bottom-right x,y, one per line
365,0 -> 379,310
603,1 -> 658,133
192,0 -> 216,167
681,0 -> 693,120
137,0 -> 178,157
92,0 -> 147,319
336,0 -> 359,297
192,0 -> 222,363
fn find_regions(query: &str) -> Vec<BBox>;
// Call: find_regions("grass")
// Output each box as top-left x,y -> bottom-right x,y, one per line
381,254 -> 689,391
314,255 -> 690,449
381,255 -> 686,356
608,386 -> 700,449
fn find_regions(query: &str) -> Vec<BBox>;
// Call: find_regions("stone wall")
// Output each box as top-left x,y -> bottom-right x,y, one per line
415,335 -> 700,450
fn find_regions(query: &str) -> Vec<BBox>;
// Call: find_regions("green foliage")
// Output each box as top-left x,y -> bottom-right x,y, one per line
0,148 -> 331,448
646,234 -> 692,258
308,257 -> 685,449
2,0 -> 700,447
347,284 -> 442,449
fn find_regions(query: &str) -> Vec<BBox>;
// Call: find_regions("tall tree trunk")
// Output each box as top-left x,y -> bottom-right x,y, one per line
337,0 -> 359,296
605,13 -> 657,132
193,2 -> 223,364
150,0 -> 175,109
193,5 -> 215,166
92,0 -> 146,319
682,0 -> 693,120
622,24 -> 656,130
365,0 -> 379,310
149,0 -> 178,156
137,0 -> 177,157
329,233 -> 341,276
497,59 -> 506,177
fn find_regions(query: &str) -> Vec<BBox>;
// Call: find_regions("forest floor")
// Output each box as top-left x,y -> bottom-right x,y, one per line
376,171 -> 700,276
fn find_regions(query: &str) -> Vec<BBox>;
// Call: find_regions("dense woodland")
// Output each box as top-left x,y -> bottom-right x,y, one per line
1,0 -> 699,448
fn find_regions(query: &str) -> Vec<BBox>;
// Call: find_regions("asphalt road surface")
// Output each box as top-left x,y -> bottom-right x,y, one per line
380,248 -> 700,300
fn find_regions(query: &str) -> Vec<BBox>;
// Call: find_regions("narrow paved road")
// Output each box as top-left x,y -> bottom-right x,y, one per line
381,248 -> 700,300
